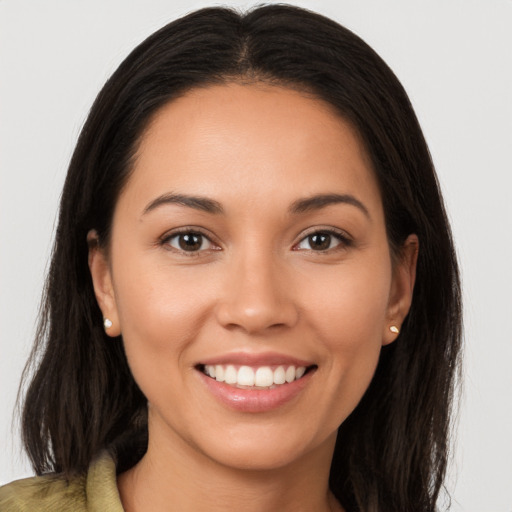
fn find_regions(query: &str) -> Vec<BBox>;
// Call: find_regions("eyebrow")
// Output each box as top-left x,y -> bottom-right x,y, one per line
142,192 -> 370,219
143,193 -> 224,215
289,193 -> 370,218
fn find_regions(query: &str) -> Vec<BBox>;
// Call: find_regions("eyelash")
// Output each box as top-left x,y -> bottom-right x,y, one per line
293,228 -> 353,253
160,228 -> 219,256
159,227 -> 353,256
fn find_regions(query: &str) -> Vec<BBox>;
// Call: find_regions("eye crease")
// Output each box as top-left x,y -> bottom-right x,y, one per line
164,231 -> 216,252
295,231 -> 351,252
161,228 -> 352,254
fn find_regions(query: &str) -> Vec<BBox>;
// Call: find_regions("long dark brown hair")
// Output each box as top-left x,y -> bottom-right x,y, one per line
19,5 -> 462,511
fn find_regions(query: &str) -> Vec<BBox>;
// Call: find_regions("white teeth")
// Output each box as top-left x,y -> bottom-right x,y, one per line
204,364 -> 309,388
273,366 -> 286,385
224,365 -> 237,384
237,366 -> 255,386
205,365 -> 216,378
214,365 -> 224,382
255,367 -> 274,387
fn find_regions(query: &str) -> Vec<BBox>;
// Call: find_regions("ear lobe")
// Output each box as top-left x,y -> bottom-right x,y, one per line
87,230 -> 121,337
383,234 -> 419,346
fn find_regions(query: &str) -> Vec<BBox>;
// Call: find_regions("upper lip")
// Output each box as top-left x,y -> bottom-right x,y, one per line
197,352 -> 315,368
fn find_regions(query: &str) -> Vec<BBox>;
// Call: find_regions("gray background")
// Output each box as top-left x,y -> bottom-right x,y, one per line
1,1 -> 511,510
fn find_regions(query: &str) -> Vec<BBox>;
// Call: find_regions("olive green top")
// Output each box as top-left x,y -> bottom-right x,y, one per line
0,451 -> 124,511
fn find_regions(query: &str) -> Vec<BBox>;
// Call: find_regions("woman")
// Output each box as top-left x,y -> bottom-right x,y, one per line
0,5 -> 461,511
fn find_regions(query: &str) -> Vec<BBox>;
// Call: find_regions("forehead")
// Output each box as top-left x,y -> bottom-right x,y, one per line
123,83 -> 382,217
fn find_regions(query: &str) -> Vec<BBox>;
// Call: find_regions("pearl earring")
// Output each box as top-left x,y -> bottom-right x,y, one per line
104,318 -> 113,329
389,325 -> 400,334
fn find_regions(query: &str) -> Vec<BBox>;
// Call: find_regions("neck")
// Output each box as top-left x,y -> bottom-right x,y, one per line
117,417 -> 343,512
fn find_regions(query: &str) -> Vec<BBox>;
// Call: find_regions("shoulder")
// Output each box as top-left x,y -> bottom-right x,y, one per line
0,472 -> 86,511
0,451 -> 123,512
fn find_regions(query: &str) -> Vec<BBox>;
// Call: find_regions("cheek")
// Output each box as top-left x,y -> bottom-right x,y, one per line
110,257 -> 214,386
301,257 -> 391,347
299,259 -> 391,411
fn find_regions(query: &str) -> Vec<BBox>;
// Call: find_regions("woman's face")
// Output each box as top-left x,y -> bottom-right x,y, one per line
90,83 -> 416,471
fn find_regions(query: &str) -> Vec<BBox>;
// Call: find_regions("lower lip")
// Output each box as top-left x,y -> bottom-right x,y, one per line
198,369 -> 314,413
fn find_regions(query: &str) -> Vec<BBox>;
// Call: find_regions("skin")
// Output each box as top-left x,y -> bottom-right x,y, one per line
88,83 -> 418,512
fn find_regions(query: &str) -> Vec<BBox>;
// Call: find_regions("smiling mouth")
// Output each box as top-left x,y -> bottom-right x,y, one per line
197,364 -> 317,390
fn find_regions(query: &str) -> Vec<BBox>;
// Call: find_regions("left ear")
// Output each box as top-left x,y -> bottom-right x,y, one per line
383,234 -> 419,345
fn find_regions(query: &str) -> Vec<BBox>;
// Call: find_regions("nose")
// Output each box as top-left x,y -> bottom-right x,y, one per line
214,251 -> 299,335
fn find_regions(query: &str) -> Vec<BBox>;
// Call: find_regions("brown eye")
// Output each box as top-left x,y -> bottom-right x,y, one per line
167,232 -> 211,252
308,233 -> 332,251
295,230 -> 348,252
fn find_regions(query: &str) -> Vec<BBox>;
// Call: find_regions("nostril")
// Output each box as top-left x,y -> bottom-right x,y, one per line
215,301 -> 299,334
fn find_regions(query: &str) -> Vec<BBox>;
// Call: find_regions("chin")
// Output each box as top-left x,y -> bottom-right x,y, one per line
186,421 -> 337,473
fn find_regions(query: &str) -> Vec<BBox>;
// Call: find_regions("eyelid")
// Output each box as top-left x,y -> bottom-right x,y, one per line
159,226 -> 221,254
158,225 -> 352,255
292,226 -> 353,251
